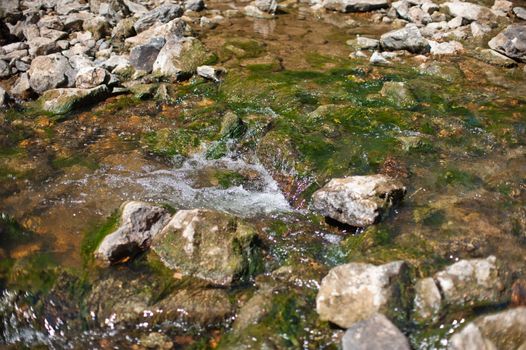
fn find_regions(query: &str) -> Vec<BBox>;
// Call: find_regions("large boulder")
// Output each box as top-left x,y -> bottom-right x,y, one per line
133,4 -> 183,33
380,24 -> 430,53
129,37 -> 165,73
316,261 -> 411,328
434,256 -> 507,307
38,85 -> 109,115
125,18 -> 187,47
488,24 -> 526,63
323,0 -> 389,12
94,201 -> 171,265
449,307 -> 526,350
152,37 -> 210,80
28,53 -> 75,94
311,174 -> 406,227
342,313 -> 411,350
441,1 -> 497,23
151,209 -> 261,286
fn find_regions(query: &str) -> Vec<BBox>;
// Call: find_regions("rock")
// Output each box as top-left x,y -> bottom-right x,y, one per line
129,37 -> 165,73
0,86 -> 6,106
413,277 -> 441,322
185,0 -> 205,12
94,201 -> 170,265
0,59 -> 10,78
392,0 -> 410,20
123,0 -> 148,16
56,0 -> 89,15
133,4 -> 183,33
380,81 -> 416,107
82,16 -> 111,40
196,65 -> 224,82
488,24 -> 526,63
140,333 -> 173,349
408,6 -> 432,25
101,54 -> 130,72
232,287 -> 274,332
341,313 -> 411,350
154,288 -> 232,326
370,51 -> 391,64
38,85 -> 109,115
151,209 -> 261,286
429,40 -> 463,55
323,0 -> 389,12
514,7 -> 526,20
441,1 -> 496,23
380,24 -> 430,53
311,174 -> 406,227
434,256 -> 506,307
0,0 -> 20,18
125,18 -> 187,48
28,53 -> 75,94
68,54 -> 95,71
75,66 -> 110,89
449,308 -> 526,350
255,0 -> 278,13
348,36 -> 379,50
512,279 -> 526,307
316,261 -> 411,328
475,48 -> 517,67
152,37 -> 210,80
491,0 -> 512,16
470,22 -> 491,38
421,1 -> 439,14
112,17 -> 136,40
244,5 -> 275,19
447,16 -> 466,29
10,72 -> 32,99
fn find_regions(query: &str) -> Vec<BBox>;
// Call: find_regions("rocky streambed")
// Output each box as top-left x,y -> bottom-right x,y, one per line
0,0 -> 526,348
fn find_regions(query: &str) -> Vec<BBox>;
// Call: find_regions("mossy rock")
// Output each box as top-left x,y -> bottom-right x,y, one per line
38,85 -> 109,115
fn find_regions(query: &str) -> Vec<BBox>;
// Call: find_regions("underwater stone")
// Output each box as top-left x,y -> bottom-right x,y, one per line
151,209 -> 260,286
316,261 -> 411,328
342,313 -> 410,350
311,174 -> 406,227
94,201 -> 171,265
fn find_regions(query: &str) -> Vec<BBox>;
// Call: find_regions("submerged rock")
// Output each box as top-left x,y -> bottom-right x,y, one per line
449,307 -> 526,350
311,175 -> 406,227
39,85 -> 109,115
94,201 -> 171,265
341,313 -> 411,350
323,0 -> 389,12
488,24 -> 526,63
316,261 -> 411,328
380,24 -> 430,53
380,81 -> 416,108
151,209 -> 261,286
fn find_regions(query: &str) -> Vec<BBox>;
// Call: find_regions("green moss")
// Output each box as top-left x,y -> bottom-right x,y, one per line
51,154 -> 99,171
142,128 -> 201,158
437,168 -> 483,190
7,253 -> 59,294
220,38 -> 266,61
216,170 -> 246,189
81,211 -> 120,264
0,212 -> 34,248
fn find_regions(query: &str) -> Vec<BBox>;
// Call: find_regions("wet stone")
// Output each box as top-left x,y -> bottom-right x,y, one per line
38,85 -> 109,115
413,277 -> 442,323
311,174 -> 406,227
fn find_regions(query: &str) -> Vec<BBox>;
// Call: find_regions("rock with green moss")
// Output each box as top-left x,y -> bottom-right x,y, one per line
449,307 -> 526,350
311,175 -> 406,227
316,261 -> 412,328
153,37 -> 212,80
220,111 -> 246,139
232,285 -> 275,333
413,277 -> 442,323
94,201 -> 171,265
380,81 -> 417,108
342,313 -> 410,350
38,85 -> 110,115
151,209 -> 261,286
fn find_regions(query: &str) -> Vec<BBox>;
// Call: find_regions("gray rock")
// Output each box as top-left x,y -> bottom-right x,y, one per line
449,307 -> 526,350
323,0 -> 389,12
408,6 -> 432,25
133,4 -> 183,33
123,0 -> 148,16
488,24 -> 526,62
441,1 -> 496,23
196,65 -> 224,82
68,54 -> 95,71
129,37 -> 165,73
255,0 -> 278,13
491,0 -> 512,16
100,54 -> 130,71
0,59 -> 10,78
435,256 -> 506,307
470,22 -> 491,38
311,174 -> 406,227
38,85 -> 109,114
0,86 -> 6,106
429,40 -> 463,55
2,42 -> 27,53
413,277 -> 442,322
244,5 -> 275,19
152,37 -> 210,80
421,1 -> 439,14
55,0 -> 89,15
348,36 -> 379,50
342,313 -> 411,350
447,16 -> 467,29
28,53 -> 75,94
232,286 -> 274,332
370,51 -> 391,64
125,18 -> 187,47
475,48 -> 517,67
316,261 -> 411,328
151,209 -> 260,286
184,0 -> 205,12
514,7 -> 526,20
14,59 -> 30,72
75,66 -> 110,88
0,0 -> 20,18
28,36 -> 59,56
392,0 -> 410,20
94,201 -> 170,265
82,16 -> 111,40
10,72 -> 32,99
112,17 -> 136,40
380,24 -> 430,53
